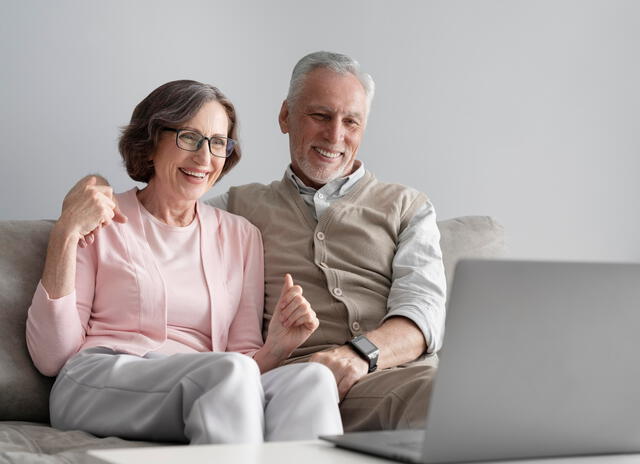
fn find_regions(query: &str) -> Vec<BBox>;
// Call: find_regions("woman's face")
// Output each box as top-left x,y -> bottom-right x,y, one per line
149,100 -> 229,204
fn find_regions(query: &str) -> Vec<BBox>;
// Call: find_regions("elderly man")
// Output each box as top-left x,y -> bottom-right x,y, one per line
208,51 -> 447,432
77,51 -> 446,431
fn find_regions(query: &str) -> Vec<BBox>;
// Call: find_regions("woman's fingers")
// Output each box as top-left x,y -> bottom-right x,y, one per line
278,284 -> 303,312
286,309 -> 319,331
279,291 -> 305,322
277,273 -> 294,302
280,296 -> 317,329
273,274 -> 295,317
276,275 -> 319,331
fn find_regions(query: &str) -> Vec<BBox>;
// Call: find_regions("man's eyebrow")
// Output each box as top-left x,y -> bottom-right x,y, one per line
305,105 -> 333,113
305,105 -> 364,120
344,111 -> 364,121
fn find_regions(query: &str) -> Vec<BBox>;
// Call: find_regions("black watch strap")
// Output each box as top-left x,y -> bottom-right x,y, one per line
348,335 -> 380,373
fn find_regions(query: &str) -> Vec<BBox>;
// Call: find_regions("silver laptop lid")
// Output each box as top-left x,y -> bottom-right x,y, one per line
422,259 -> 640,463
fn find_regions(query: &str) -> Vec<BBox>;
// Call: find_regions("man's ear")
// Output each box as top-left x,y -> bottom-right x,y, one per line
278,100 -> 289,134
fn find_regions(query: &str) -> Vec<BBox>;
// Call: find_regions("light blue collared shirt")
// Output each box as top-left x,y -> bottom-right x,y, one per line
284,163 -> 366,221
207,164 -> 446,353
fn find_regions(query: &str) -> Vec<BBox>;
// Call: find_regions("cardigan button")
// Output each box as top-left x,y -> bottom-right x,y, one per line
319,261 -> 328,268
351,321 -> 361,331
333,287 -> 343,297
316,231 -> 325,240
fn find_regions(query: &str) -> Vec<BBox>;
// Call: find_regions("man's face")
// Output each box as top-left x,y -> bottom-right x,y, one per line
279,67 -> 368,189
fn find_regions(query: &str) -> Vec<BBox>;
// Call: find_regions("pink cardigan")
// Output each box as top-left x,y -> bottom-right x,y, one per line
26,188 -> 265,376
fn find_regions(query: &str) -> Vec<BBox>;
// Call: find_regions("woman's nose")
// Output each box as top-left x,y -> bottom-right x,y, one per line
193,142 -> 211,164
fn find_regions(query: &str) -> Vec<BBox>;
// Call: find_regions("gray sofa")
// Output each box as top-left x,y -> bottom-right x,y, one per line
0,216 -> 504,463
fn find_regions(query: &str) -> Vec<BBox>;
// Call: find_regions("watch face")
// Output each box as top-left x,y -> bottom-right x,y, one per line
354,336 -> 377,354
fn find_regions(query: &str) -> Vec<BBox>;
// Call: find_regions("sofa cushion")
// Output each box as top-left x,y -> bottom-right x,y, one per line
0,421 -> 154,463
438,216 -> 506,297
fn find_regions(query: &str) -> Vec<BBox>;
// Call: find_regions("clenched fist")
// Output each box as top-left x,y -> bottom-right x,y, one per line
264,274 -> 319,359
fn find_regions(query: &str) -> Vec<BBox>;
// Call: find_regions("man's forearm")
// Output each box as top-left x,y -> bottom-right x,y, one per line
365,316 -> 427,370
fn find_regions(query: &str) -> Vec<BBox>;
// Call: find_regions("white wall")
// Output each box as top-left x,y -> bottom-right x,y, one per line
2,0 -> 638,261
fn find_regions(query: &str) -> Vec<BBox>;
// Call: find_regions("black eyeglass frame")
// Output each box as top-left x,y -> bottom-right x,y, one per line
162,128 -> 236,158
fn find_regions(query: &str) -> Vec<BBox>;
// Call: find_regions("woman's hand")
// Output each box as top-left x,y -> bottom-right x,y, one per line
264,274 -> 319,360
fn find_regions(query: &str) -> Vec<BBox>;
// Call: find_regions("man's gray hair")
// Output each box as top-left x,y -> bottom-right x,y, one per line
286,51 -> 375,111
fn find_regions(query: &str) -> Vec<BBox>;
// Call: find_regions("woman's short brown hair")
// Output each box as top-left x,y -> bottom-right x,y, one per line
118,80 -> 241,183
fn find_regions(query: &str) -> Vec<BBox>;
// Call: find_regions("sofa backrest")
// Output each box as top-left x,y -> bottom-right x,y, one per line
0,220 -> 54,422
0,216 -> 504,423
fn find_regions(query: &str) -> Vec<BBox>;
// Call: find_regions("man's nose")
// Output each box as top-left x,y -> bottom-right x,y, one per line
324,119 -> 344,144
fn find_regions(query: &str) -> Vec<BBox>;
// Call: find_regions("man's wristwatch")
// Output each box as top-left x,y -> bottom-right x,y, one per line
347,335 -> 380,373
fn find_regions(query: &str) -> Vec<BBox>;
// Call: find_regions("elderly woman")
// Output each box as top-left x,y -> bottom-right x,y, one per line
25,80 -> 342,444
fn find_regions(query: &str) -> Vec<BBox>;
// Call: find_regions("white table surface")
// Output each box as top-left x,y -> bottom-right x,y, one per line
88,440 -> 640,464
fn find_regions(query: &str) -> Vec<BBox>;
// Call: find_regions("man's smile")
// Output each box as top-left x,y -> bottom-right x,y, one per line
313,147 -> 343,159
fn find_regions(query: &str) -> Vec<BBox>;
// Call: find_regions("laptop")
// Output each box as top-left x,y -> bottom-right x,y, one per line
321,259 -> 640,463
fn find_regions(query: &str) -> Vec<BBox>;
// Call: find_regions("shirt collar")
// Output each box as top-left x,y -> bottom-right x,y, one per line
285,161 -> 366,197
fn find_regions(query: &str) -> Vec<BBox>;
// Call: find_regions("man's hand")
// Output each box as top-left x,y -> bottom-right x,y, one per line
310,345 -> 369,401
61,175 -> 127,247
41,175 -> 127,299
309,317 -> 428,401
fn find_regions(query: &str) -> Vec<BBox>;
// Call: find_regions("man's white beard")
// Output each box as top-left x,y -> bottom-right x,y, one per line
297,157 -> 345,187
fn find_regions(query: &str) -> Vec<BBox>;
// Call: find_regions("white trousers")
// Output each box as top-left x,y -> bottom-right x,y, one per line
50,348 -> 343,444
